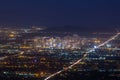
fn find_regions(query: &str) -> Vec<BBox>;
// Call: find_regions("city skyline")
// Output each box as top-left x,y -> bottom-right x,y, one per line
0,27 -> 120,80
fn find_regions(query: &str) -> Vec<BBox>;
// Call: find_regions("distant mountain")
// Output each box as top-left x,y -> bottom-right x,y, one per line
43,26 -> 116,32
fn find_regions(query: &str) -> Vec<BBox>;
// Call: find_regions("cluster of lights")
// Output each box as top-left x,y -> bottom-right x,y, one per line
34,36 -> 92,49
44,33 -> 120,80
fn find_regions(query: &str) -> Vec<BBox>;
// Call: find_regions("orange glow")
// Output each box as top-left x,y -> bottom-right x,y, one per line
20,46 -> 32,49
9,34 -> 15,37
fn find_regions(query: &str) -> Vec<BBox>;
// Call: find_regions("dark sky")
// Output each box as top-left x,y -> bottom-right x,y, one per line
0,0 -> 120,28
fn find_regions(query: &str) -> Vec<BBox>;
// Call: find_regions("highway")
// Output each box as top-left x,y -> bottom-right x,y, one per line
0,51 -> 24,60
44,33 -> 120,80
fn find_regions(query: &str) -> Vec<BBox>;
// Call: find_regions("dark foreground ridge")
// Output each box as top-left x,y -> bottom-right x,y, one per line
0,71 -> 120,80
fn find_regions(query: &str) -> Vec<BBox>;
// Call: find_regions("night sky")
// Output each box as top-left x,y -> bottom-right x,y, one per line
0,0 -> 120,29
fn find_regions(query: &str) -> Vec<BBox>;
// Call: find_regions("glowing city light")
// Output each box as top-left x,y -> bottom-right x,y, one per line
44,33 -> 120,80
